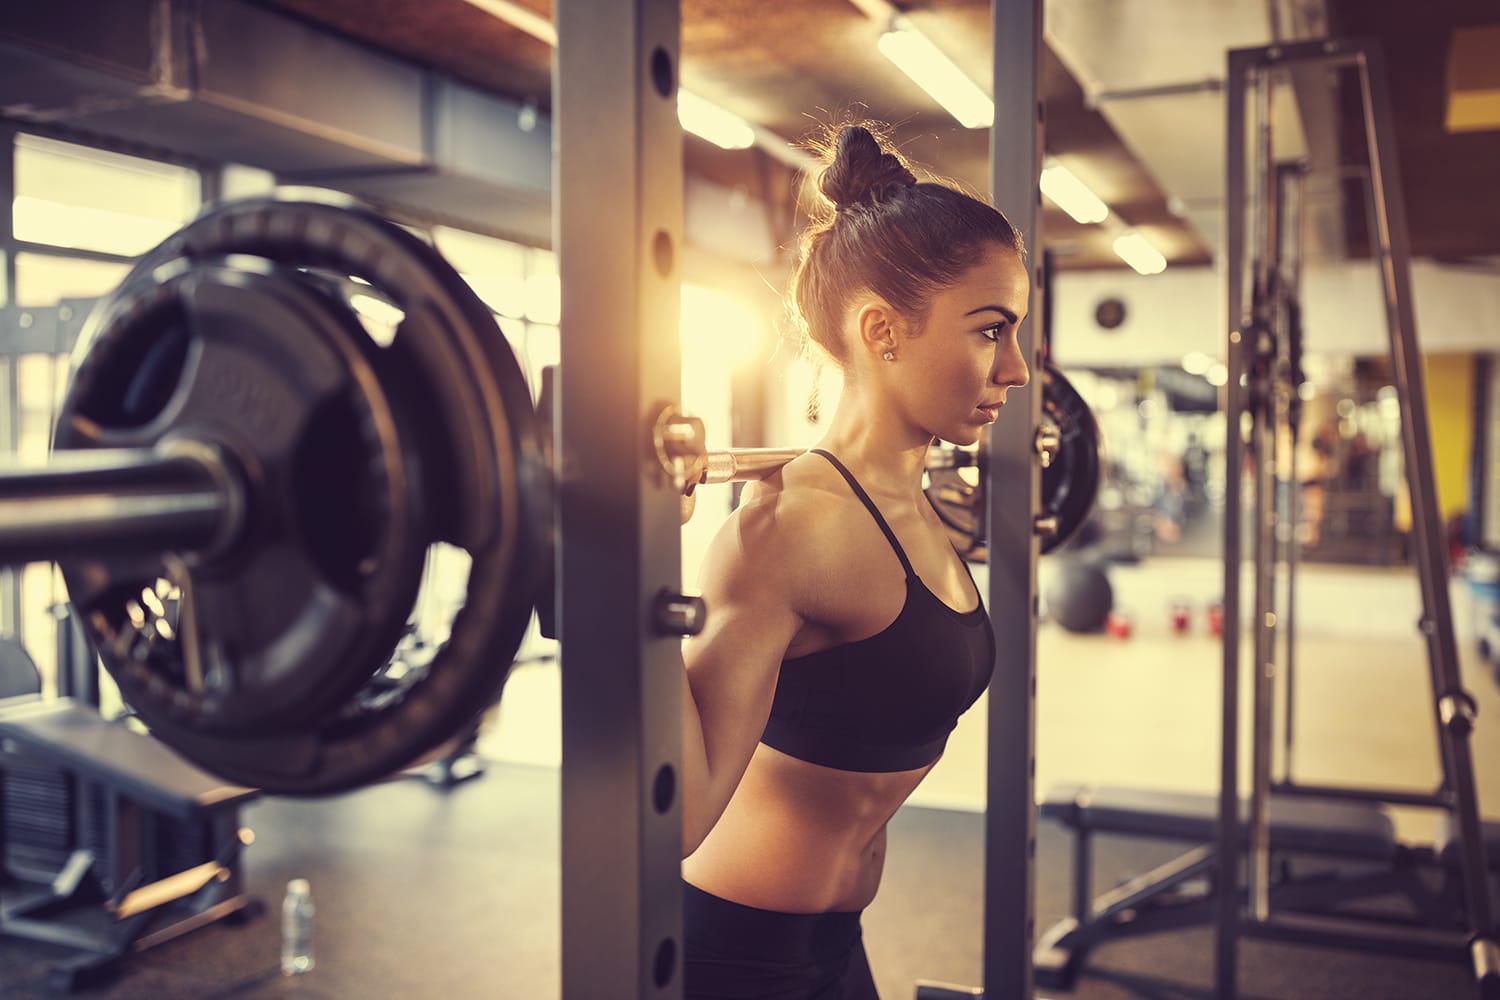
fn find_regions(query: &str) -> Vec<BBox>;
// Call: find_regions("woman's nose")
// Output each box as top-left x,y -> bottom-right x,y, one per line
993,341 -> 1029,389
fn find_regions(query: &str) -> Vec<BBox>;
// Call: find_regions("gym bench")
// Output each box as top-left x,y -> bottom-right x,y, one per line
1033,782 -> 1444,990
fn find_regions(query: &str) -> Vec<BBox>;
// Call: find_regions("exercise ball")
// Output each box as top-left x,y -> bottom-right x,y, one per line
1045,557 -> 1113,633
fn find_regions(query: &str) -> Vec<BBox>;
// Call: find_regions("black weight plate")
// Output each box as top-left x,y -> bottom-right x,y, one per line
924,361 -> 1102,559
56,254 -> 427,734
926,464 -> 986,561
64,194 -> 549,794
1039,362 -> 1102,552
532,365 -> 559,639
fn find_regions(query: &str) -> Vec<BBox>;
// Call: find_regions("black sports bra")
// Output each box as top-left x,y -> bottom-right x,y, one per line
759,450 -> 996,773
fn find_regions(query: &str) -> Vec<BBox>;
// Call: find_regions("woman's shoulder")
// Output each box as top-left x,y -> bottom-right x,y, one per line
707,453 -> 865,572
740,452 -> 863,528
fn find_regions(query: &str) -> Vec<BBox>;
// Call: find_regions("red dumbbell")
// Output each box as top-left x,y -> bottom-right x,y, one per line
1206,602 -> 1224,637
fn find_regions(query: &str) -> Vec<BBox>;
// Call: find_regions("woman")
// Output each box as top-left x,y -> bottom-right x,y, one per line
680,123 -> 1031,999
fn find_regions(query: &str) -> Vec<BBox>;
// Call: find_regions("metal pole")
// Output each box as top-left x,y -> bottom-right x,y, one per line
1,125 -> 19,640
702,446 -> 979,486
701,448 -> 820,484
1356,39 -> 1496,950
1279,162 -> 1307,786
986,0 -> 1043,995
1357,45 -> 1457,797
0,123 -> 13,296
0,355 -> 18,636
1218,45 -> 1258,1000
1247,62 -> 1278,924
555,1 -> 686,998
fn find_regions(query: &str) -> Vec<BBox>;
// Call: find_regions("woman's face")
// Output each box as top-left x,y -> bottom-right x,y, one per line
893,245 -> 1031,447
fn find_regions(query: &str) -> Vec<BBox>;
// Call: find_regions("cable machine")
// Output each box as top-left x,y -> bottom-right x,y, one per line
1030,33 -> 1499,1000
1219,37 -> 1500,999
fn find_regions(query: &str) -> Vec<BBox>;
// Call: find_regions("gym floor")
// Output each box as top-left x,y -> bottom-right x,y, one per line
3,552 -> 1496,998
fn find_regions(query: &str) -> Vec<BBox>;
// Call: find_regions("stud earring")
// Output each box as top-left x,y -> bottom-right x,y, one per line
882,350 -> 895,362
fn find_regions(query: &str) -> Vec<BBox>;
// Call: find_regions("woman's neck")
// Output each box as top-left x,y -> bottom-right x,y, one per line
816,392 -> 933,500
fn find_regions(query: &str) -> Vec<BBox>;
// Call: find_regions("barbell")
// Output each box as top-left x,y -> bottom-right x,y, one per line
0,194 -> 1100,795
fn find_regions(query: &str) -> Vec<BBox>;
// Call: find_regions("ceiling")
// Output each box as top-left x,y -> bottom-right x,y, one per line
250,0 -> 1212,271
1,0 -> 1494,277
246,0 -> 1500,276
1326,0 -> 1500,263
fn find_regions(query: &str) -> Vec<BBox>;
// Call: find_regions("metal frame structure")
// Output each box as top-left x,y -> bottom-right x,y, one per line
554,1 -> 687,996
1220,37 -> 1499,1000
984,0 -> 1045,996
2,124 -> 19,642
1273,159 -> 1307,792
1480,358 -> 1500,552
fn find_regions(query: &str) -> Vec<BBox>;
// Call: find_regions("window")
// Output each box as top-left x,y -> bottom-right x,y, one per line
14,133 -> 199,257
14,253 -> 131,308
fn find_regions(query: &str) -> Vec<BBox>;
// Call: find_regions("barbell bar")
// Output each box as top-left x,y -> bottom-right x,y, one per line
651,362 -> 1099,557
700,448 -> 810,485
0,448 -> 232,566
0,440 -> 1002,567
0,194 -> 1100,794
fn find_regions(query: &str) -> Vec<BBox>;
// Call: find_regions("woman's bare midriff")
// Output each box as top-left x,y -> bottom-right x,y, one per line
682,742 -> 934,914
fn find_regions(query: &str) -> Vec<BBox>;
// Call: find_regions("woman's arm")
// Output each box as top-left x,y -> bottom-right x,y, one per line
679,492 -> 806,855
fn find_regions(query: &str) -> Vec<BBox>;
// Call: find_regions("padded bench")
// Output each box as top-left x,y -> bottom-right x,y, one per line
1040,782 -> 1399,861
1034,783 -> 1408,991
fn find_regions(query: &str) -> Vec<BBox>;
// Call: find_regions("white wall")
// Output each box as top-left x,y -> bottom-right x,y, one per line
1051,260 -> 1500,369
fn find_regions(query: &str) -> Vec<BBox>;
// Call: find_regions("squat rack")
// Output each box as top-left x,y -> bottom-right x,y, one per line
551,1 -> 1048,997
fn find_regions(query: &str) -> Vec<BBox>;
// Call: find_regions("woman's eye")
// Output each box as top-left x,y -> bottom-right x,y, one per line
980,323 -> 1005,342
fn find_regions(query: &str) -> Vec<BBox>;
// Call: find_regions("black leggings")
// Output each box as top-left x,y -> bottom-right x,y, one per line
682,882 -> 880,1000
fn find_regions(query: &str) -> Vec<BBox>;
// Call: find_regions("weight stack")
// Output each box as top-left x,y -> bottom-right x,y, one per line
2,758 -> 75,884
4,760 -> 227,896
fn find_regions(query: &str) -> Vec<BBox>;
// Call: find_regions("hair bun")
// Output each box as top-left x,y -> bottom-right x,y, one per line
818,125 -> 917,211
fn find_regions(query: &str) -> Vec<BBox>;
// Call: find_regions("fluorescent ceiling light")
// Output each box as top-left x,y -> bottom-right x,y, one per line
461,0 -> 555,45
1112,231 -> 1167,275
463,0 -> 818,170
1040,163 -> 1109,224
677,91 -> 756,150
877,20 -> 993,129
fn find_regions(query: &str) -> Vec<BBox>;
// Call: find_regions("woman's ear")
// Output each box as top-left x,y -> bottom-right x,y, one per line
853,298 -> 901,362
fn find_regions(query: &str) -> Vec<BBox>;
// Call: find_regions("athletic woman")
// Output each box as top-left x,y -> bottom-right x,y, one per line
680,123 -> 1031,999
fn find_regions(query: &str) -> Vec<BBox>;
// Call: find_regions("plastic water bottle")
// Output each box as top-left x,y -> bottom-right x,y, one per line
280,878 -> 316,976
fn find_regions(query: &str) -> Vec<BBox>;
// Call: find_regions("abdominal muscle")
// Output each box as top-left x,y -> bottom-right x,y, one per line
682,742 -> 934,913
